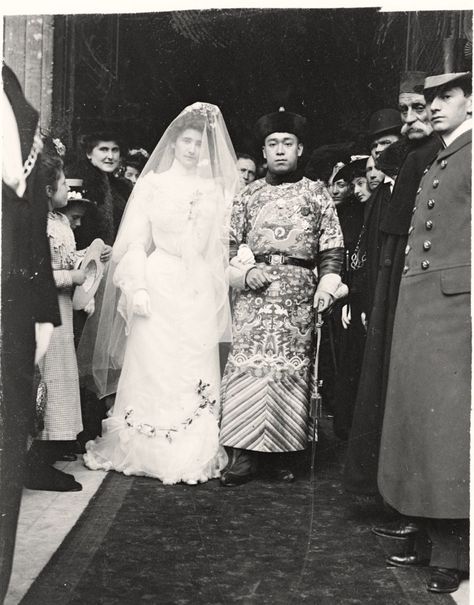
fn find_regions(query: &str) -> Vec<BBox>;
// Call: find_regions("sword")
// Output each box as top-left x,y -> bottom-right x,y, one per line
310,312 -> 324,476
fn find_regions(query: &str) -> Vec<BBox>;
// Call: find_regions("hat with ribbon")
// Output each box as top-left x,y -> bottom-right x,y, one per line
72,238 -> 106,310
66,178 -> 94,205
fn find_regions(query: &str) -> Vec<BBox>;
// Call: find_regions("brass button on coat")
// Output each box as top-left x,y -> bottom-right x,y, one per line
441,160 -> 447,168
405,244 -> 411,256
417,186 -> 422,194
408,226 -> 414,235
421,260 -> 430,270
427,199 -> 435,209
423,240 -> 432,251
403,265 -> 409,274
412,206 -> 417,214
432,179 -> 439,188
425,220 -> 433,230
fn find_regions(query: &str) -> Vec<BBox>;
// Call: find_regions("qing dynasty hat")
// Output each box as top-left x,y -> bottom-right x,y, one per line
255,107 -> 308,144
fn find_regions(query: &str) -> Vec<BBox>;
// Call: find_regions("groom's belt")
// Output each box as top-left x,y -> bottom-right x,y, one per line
254,254 -> 313,270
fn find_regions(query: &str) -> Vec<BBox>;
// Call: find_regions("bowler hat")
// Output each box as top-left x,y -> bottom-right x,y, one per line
255,107 -> 308,144
368,109 -> 401,138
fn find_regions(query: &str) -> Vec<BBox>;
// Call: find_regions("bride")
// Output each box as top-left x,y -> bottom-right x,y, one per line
81,103 -> 239,484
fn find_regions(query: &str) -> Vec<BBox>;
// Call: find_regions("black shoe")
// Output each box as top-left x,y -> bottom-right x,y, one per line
372,520 -> 420,539
267,468 -> 295,483
220,471 -> 254,487
386,552 -> 429,568
57,452 -> 78,462
25,464 -> 82,492
427,567 -> 465,593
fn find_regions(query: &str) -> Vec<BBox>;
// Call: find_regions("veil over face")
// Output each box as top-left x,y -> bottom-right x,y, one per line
78,102 -> 239,397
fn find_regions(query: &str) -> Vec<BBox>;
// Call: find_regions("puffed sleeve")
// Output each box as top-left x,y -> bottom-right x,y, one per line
112,176 -> 153,329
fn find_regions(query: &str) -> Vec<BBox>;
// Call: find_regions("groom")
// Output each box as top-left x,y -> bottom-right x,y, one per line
219,108 -> 344,486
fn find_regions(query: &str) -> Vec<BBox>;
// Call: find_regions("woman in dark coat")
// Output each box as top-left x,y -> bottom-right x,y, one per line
71,131 -> 132,249
69,131 -> 132,444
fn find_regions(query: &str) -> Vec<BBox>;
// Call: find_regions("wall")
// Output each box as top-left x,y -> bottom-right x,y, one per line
3,15 -> 55,130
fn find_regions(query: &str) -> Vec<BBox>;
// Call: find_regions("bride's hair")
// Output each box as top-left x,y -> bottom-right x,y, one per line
169,114 -> 206,141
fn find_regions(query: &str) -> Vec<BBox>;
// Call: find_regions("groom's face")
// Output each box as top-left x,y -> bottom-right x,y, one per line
173,128 -> 203,168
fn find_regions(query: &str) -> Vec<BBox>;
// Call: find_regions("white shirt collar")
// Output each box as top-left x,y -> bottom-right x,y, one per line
441,118 -> 472,149
384,174 -> 395,193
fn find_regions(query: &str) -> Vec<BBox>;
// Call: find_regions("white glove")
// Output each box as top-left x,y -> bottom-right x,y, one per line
84,298 -> 95,316
34,322 -> 54,364
341,305 -> 351,329
132,289 -> 151,317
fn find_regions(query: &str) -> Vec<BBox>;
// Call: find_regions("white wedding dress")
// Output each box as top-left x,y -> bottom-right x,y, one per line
84,166 -> 228,484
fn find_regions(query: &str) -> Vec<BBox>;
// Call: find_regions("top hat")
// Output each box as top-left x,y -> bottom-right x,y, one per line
368,109 -> 401,138
66,178 -> 94,205
399,71 -> 427,95
255,107 -> 308,144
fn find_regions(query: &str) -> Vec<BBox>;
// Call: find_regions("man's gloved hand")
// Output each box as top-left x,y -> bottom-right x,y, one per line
313,290 -> 335,314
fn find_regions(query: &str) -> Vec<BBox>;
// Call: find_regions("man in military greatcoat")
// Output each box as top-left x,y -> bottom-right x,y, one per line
378,72 -> 471,594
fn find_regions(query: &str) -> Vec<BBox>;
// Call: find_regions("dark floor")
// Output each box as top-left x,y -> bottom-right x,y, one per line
21,421 -> 457,605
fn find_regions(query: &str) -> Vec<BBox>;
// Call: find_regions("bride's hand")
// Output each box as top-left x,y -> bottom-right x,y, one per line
132,289 -> 151,317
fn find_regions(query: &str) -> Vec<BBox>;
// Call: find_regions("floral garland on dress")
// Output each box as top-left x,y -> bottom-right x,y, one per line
124,380 -> 216,443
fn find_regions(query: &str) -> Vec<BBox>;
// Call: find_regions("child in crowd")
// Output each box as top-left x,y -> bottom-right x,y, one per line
26,148 -> 111,492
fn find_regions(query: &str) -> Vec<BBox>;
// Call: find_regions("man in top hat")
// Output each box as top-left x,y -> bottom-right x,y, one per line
368,108 -> 401,159
219,108 -> 345,486
378,71 -> 471,593
344,70 -> 443,502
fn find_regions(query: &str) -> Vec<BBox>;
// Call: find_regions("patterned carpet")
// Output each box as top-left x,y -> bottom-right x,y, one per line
21,424 -> 456,605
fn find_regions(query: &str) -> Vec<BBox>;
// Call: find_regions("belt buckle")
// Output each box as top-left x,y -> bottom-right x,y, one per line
269,254 -> 285,265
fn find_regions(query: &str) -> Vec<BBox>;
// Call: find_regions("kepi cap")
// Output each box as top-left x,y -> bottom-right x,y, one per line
399,71 -> 427,95
424,71 -> 471,91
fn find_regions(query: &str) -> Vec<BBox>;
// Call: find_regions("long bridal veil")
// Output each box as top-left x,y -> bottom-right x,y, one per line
78,102 -> 240,398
